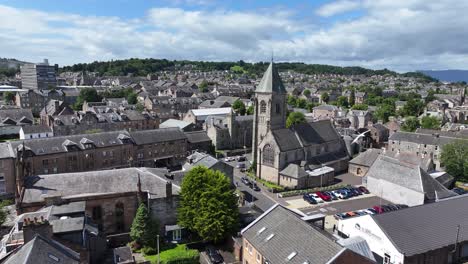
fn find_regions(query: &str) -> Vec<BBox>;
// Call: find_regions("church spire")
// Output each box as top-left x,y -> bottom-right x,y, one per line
255,61 -> 286,94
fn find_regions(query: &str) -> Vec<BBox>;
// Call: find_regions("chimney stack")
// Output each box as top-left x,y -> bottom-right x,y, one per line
166,181 -> 172,198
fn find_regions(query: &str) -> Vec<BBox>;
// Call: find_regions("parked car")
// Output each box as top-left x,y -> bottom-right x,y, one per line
346,211 -> 357,217
224,157 -> 235,162
364,208 -> 377,215
394,204 -> 409,209
237,156 -> 246,162
241,177 -> 250,185
206,246 -> 224,264
381,205 -> 393,212
372,206 -> 384,214
453,188 -> 467,195
310,193 -> 324,203
251,183 -> 260,191
358,186 -> 370,194
316,191 -> 332,202
355,210 -> 367,216
236,163 -> 246,169
334,213 -> 349,220
341,188 -> 356,197
332,190 -> 347,199
351,187 -> 363,195
303,194 -> 318,204
325,191 -> 338,200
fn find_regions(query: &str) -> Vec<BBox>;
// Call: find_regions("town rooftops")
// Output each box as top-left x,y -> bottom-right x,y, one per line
2,235 -> 80,264
189,107 -> 232,117
349,148 -> 382,167
129,127 -> 186,145
389,131 -> 467,146
241,204 -> 346,264
372,195 -> 468,256
0,109 -> 33,126
255,62 -> 287,94
20,125 -> 52,134
184,131 -> 211,144
160,119 -> 193,130
366,156 -> 456,202
279,164 -> 308,179
22,168 -> 179,204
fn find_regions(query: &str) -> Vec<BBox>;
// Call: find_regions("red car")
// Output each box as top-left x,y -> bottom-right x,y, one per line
316,191 -> 332,202
372,206 -> 384,214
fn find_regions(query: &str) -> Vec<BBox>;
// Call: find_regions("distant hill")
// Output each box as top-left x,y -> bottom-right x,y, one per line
419,70 -> 468,83
0,58 -> 28,69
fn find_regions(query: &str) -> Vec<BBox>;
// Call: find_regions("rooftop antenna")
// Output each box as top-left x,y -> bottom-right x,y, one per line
271,51 -> 274,63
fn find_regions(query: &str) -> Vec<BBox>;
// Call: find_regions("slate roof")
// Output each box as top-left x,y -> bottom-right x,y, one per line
372,195 -> 468,256
21,125 -> 52,134
349,149 -> 382,167
0,109 -> 33,125
129,127 -> 186,145
22,168 -> 179,204
241,204 -> 344,264
293,120 -> 342,146
184,131 -> 211,143
389,131 -> 467,146
160,119 -> 193,129
255,62 -> 287,94
184,152 -> 220,169
366,156 -> 456,201
189,107 -> 232,117
50,217 -> 85,234
3,235 -> 80,264
279,164 -> 308,179
271,129 -> 302,151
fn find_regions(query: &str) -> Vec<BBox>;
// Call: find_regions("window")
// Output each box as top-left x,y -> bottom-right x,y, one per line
262,144 -> 274,165
92,206 -> 102,221
260,101 -> 266,113
384,254 -> 391,264
275,103 -> 280,114
115,202 -> 125,232
42,159 -> 49,166
173,229 -> 182,241
256,253 -> 261,263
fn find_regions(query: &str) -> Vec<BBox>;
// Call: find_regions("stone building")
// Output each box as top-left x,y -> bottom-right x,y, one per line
348,148 -> 382,177
0,108 -> 34,136
205,111 -> 253,150
144,96 -> 202,121
15,89 -> 65,115
346,110 -> 371,130
368,123 -> 389,147
252,62 -> 349,189
0,128 -> 188,196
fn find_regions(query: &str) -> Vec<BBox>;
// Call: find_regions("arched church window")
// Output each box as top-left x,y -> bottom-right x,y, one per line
263,144 -> 274,165
260,101 -> 267,113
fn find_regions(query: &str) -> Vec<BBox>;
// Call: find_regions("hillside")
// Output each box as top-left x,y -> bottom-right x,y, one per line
419,70 -> 468,83
60,58 -> 437,82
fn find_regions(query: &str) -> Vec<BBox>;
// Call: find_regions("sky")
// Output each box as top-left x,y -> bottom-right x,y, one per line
1,0 -> 468,72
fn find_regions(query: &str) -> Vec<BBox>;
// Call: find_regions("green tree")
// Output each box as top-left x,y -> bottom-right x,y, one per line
286,112 -> 306,128
303,89 -> 311,97
306,102 -> 318,112
232,100 -> 246,115
246,105 -> 254,115
3,91 -> 15,103
199,80 -> 209,92
74,88 -> 101,110
230,65 -> 245,74
296,98 -> 307,109
420,116 -> 440,129
178,166 -> 239,243
401,116 -> 420,132
399,98 -> 425,117
287,95 -> 297,107
127,92 -> 138,104
349,89 -> 356,106
351,104 -> 368,110
441,140 -> 468,181
321,92 -> 330,103
130,203 -> 160,248
336,96 -> 349,108
136,102 -> 145,112
375,104 -> 395,123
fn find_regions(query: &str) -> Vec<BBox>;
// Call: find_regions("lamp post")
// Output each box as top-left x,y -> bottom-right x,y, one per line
157,234 -> 160,264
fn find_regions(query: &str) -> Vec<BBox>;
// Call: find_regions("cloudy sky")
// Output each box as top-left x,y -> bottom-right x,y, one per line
0,0 -> 467,72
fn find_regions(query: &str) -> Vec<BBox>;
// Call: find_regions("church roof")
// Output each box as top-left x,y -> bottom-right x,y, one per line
280,164 -> 309,179
255,62 -> 287,94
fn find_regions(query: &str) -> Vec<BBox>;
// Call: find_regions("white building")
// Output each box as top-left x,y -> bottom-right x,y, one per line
19,125 -> 53,139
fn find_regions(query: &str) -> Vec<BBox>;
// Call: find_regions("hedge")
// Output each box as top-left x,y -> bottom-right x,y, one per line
246,173 -> 285,192
279,184 -> 351,198
145,244 -> 199,264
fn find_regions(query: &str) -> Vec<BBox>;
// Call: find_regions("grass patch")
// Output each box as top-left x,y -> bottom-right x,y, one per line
144,244 -> 199,264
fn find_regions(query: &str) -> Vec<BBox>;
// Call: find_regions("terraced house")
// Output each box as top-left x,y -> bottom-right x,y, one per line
0,127 -> 188,196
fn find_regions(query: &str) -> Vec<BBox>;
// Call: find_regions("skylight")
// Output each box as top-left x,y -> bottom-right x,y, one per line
265,233 -> 275,241
287,252 -> 297,261
258,227 -> 266,234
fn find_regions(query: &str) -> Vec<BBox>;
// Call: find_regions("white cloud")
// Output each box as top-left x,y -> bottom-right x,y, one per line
1,1 -> 468,71
316,0 -> 362,17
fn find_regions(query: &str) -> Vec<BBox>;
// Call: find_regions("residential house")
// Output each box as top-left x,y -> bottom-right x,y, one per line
0,108 -> 34,136
19,125 -> 53,140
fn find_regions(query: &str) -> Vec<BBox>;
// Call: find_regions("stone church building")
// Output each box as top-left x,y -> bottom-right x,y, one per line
252,62 -> 349,189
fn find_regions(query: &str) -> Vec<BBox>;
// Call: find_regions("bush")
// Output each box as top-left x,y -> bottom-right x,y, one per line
246,173 -> 285,192
279,184 -> 351,197
145,244 -> 199,264
142,246 -> 158,255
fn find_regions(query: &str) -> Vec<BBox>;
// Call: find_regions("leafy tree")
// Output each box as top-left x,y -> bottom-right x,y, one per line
336,96 -> 349,108
74,88 -> 101,110
286,112 -> 306,128
130,203 -> 160,248
351,104 -> 368,110
420,116 -> 440,129
296,98 -> 307,109
127,92 -> 138,104
136,102 -> 145,112
425,89 -> 437,103
178,166 -> 239,243
287,95 -> 297,107
441,140 -> 468,181
399,98 -> 425,117
230,65 -> 245,74
321,92 -> 329,103
199,80 -> 209,92
306,102 -> 318,112
349,89 -> 356,106
401,116 -> 420,132
375,104 -> 395,123
232,100 -> 246,115
303,89 -> 311,97
246,105 -> 254,115
3,91 -> 15,103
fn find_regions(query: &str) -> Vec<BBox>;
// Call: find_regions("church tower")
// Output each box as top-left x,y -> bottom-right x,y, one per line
252,62 -> 287,166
